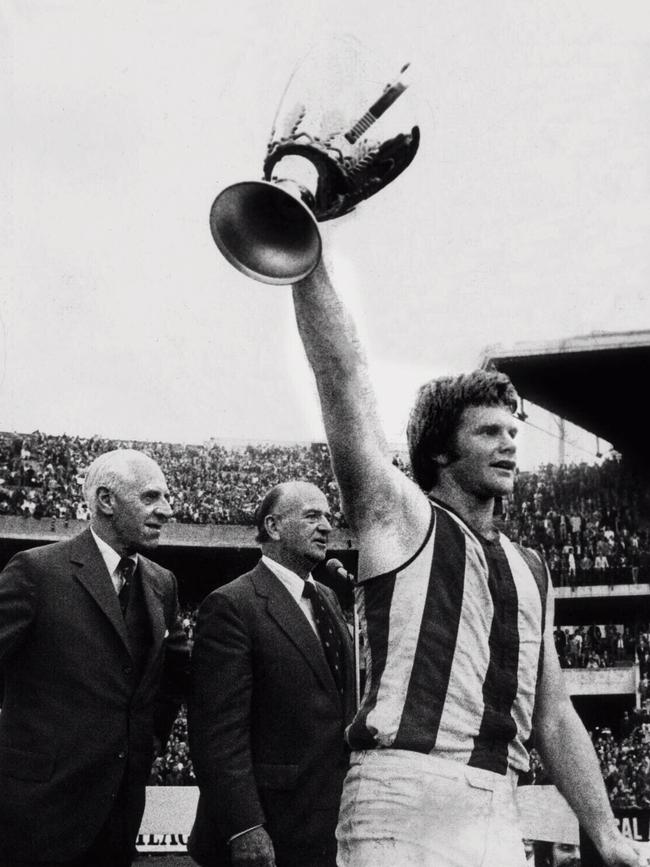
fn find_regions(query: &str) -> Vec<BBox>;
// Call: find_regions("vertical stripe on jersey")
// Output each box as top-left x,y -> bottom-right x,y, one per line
394,507 -> 467,751
500,537 -> 545,771
516,546 -> 548,616
468,539 -> 520,774
432,519 -> 495,759
352,510 -> 437,748
346,500 -> 546,771
514,544 -> 549,757
346,572 -> 398,748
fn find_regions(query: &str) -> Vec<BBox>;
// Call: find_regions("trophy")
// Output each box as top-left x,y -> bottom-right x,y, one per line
209,36 -> 420,284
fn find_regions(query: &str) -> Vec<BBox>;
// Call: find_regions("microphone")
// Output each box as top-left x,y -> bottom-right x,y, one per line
326,558 -> 354,583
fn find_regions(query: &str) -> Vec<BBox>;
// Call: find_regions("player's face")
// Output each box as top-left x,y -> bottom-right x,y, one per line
111,461 -> 173,554
552,842 -> 580,866
274,486 -> 333,568
443,404 -> 518,499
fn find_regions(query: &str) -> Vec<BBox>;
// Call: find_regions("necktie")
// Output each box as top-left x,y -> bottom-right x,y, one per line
302,581 -> 345,696
116,557 -> 135,615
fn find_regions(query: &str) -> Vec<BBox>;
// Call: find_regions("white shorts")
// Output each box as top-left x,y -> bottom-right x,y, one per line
336,749 -> 527,867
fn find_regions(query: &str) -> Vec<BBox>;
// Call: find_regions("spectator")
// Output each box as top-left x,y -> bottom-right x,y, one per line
149,705 -> 195,785
3,434 -> 649,589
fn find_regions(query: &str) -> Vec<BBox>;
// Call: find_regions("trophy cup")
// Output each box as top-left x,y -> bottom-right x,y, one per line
209,36 -> 420,284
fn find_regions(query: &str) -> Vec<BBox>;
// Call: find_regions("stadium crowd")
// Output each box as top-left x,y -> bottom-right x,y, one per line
554,624 -> 637,669
593,718 -> 650,810
5,429 -> 650,798
147,607 -> 198,786
0,431 -> 345,527
149,704 -> 195,786
528,705 -> 650,810
501,459 -> 650,587
555,624 -> 650,676
2,432 -> 650,589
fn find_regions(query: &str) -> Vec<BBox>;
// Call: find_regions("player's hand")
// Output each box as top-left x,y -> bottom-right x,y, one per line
230,826 -> 276,866
599,832 -> 648,866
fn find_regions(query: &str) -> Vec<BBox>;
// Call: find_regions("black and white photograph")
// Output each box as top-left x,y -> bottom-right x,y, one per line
2,2 -> 650,865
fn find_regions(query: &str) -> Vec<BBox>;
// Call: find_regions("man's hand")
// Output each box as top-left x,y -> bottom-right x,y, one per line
230,826 -> 276,866
599,832 -> 649,866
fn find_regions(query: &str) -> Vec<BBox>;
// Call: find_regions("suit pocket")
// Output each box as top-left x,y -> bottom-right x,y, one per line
0,746 -> 56,781
253,763 -> 300,790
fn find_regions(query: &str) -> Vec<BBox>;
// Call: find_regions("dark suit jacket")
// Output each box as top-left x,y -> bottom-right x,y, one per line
0,528 -> 190,862
188,560 -> 355,867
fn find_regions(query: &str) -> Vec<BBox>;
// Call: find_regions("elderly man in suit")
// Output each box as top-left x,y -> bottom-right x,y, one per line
188,480 -> 355,867
0,448 -> 190,867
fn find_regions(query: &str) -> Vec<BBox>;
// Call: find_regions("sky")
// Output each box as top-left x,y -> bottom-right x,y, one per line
2,1 -> 649,470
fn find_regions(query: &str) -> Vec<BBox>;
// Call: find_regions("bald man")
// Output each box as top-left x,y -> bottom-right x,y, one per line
189,481 -> 355,867
0,449 -> 190,867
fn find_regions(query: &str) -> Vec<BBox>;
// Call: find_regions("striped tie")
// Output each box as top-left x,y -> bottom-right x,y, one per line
117,557 -> 135,615
302,581 -> 344,696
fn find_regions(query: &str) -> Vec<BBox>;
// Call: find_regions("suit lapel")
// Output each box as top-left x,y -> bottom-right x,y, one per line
251,562 -> 337,696
69,528 -> 131,655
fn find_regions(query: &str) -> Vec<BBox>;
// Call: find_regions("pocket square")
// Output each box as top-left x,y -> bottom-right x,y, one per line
164,629 -> 169,639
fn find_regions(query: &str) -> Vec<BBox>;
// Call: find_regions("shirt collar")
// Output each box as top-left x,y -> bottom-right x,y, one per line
261,554 -> 314,603
90,527 -> 138,576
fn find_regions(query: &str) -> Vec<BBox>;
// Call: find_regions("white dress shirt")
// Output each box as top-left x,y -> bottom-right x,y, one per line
90,528 -> 138,594
261,554 -> 319,636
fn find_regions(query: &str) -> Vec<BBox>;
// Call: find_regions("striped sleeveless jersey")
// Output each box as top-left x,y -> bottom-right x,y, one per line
346,498 -> 549,774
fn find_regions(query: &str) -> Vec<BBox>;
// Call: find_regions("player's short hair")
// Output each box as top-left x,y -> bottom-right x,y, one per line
406,369 -> 518,492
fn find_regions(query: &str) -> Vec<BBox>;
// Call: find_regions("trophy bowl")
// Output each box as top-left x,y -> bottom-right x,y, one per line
210,36 -> 420,285
210,180 -> 321,285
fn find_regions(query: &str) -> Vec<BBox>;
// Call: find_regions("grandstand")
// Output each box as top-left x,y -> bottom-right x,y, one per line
480,329 -> 650,473
482,330 -> 650,747
4,327 -> 650,828
0,433 -> 359,609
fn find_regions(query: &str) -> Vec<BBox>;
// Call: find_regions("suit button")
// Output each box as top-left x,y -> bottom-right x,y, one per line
117,751 -> 127,759
123,665 -> 132,675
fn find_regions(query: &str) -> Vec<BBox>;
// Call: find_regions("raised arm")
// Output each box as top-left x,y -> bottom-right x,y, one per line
535,588 -> 643,866
292,255 -> 429,575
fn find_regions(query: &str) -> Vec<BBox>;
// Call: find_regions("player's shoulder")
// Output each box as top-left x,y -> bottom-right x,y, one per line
506,535 -> 546,566
356,483 -> 434,581
356,467 -> 430,529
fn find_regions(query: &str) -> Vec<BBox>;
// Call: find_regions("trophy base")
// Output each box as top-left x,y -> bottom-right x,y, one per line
209,181 -> 322,285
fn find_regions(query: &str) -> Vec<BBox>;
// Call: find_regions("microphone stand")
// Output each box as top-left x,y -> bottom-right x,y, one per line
326,558 -> 362,712
351,582 -> 361,711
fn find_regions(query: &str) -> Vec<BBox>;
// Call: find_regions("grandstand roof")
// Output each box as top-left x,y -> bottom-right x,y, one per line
479,330 -> 650,461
